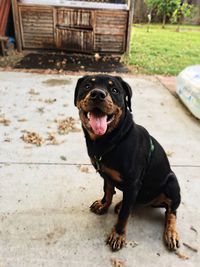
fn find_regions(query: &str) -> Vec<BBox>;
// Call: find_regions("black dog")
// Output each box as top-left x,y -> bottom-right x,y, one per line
74,74 -> 181,251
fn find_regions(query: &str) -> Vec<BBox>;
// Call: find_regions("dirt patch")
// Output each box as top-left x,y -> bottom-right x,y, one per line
0,52 -> 129,73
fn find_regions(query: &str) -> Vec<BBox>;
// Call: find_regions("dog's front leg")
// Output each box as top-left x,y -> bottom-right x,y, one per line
90,178 -> 115,215
107,184 -> 138,251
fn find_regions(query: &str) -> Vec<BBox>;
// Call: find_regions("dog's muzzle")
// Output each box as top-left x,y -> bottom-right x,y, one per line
90,89 -> 107,102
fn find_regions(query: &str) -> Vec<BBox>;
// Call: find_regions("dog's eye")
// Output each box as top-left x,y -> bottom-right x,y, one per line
85,84 -> 91,90
111,88 -> 119,94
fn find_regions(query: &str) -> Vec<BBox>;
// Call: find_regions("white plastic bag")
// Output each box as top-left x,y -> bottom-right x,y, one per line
176,65 -> 200,119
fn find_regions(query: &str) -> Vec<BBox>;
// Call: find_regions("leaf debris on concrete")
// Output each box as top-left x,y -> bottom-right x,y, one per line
175,251 -> 189,260
79,165 -> 89,173
0,117 -> 11,126
56,117 -> 79,135
28,89 -> 40,95
36,107 -> 45,114
44,98 -> 57,104
60,156 -> 67,161
183,242 -> 198,253
21,131 -> 43,146
166,150 -> 174,157
18,118 -> 27,122
46,132 -> 60,145
111,258 -> 125,267
127,240 -> 139,248
190,226 -> 198,234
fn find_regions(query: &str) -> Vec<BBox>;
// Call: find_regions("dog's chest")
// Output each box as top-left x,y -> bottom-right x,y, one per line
101,164 -> 122,183
91,156 -> 123,184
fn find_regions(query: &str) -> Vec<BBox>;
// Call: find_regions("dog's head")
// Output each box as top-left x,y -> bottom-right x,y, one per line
74,75 -> 132,139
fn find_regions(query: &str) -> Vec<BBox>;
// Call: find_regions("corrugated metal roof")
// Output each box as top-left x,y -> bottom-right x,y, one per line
0,0 -> 11,36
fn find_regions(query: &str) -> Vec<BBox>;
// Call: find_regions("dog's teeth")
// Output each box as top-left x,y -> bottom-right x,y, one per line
107,115 -> 115,124
87,112 -> 90,119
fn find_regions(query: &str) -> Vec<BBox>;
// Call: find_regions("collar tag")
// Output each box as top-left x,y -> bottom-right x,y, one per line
94,156 -> 102,172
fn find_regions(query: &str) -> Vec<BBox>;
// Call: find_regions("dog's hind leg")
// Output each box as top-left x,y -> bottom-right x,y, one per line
163,173 -> 181,250
151,172 -> 181,250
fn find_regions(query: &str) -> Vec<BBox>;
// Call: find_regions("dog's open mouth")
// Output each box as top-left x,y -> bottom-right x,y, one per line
84,108 -> 115,135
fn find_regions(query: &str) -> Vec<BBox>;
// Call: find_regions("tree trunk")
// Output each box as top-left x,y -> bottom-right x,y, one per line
162,13 -> 166,28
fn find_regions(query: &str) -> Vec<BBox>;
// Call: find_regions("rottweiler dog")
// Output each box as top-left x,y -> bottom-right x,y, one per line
74,74 -> 181,251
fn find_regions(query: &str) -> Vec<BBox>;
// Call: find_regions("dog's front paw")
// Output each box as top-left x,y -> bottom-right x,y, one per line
164,227 -> 180,250
106,227 -> 126,251
90,200 -> 109,215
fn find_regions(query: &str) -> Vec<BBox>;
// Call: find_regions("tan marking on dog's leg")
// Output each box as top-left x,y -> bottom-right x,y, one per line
149,193 -> 172,207
164,212 -> 180,250
101,165 -> 122,183
114,201 -> 122,214
106,227 -> 126,251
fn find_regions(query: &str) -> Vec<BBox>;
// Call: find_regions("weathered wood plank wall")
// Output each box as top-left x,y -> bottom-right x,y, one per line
19,6 -> 54,48
94,10 -> 127,52
13,0 -> 132,54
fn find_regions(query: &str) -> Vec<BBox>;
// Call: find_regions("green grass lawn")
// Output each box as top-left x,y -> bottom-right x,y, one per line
129,24 -> 200,75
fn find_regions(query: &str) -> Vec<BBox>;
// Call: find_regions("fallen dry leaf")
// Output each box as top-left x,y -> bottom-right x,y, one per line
183,242 -> 198,253
166,150 -> 174,157
127,240 -> 139,248
44,98 -> 57,104
36,107 -> 45,114
28,89 -> 40,95
111,258 -> 125,267
80,165 -> 89,173
4,138 -> 11,142
18,118 -> 27,122
175,251 -> 189,260
46,132 -> 60,145
0,117 -> 11,126
21,131 -> 43,146
60,156 -> 67,161
190,226 -> 198,234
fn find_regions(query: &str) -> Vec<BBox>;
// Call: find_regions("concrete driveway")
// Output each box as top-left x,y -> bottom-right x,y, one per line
0,71 -> 199,267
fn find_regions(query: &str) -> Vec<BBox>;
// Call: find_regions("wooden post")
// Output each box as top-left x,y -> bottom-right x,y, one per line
0,36 -> 9,56
126,0 -> 134,53
11,0 -> 22,51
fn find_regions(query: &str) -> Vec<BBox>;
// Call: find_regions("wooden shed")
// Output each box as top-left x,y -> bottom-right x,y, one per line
11,0 -> 134,54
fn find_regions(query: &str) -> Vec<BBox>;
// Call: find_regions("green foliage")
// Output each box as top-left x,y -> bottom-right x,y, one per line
145,0 -> 196,26
129,24 -> 200,75
171,2 -> 197,24
146,0 -> 177,17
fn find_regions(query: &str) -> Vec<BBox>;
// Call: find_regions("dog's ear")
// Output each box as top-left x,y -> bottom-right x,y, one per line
115,76 -> 132,112
74,76 -> 89,106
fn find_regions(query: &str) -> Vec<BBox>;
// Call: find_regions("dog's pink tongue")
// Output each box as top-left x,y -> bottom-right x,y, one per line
89,113 -> 107,135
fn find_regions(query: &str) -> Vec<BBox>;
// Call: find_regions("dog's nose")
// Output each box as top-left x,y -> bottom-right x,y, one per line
90,89 -> 107,101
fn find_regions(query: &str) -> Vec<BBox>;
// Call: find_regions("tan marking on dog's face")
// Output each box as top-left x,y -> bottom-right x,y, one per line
106,106 -> 123,134
109,80 -> 113,85
91,78 -> 96,82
